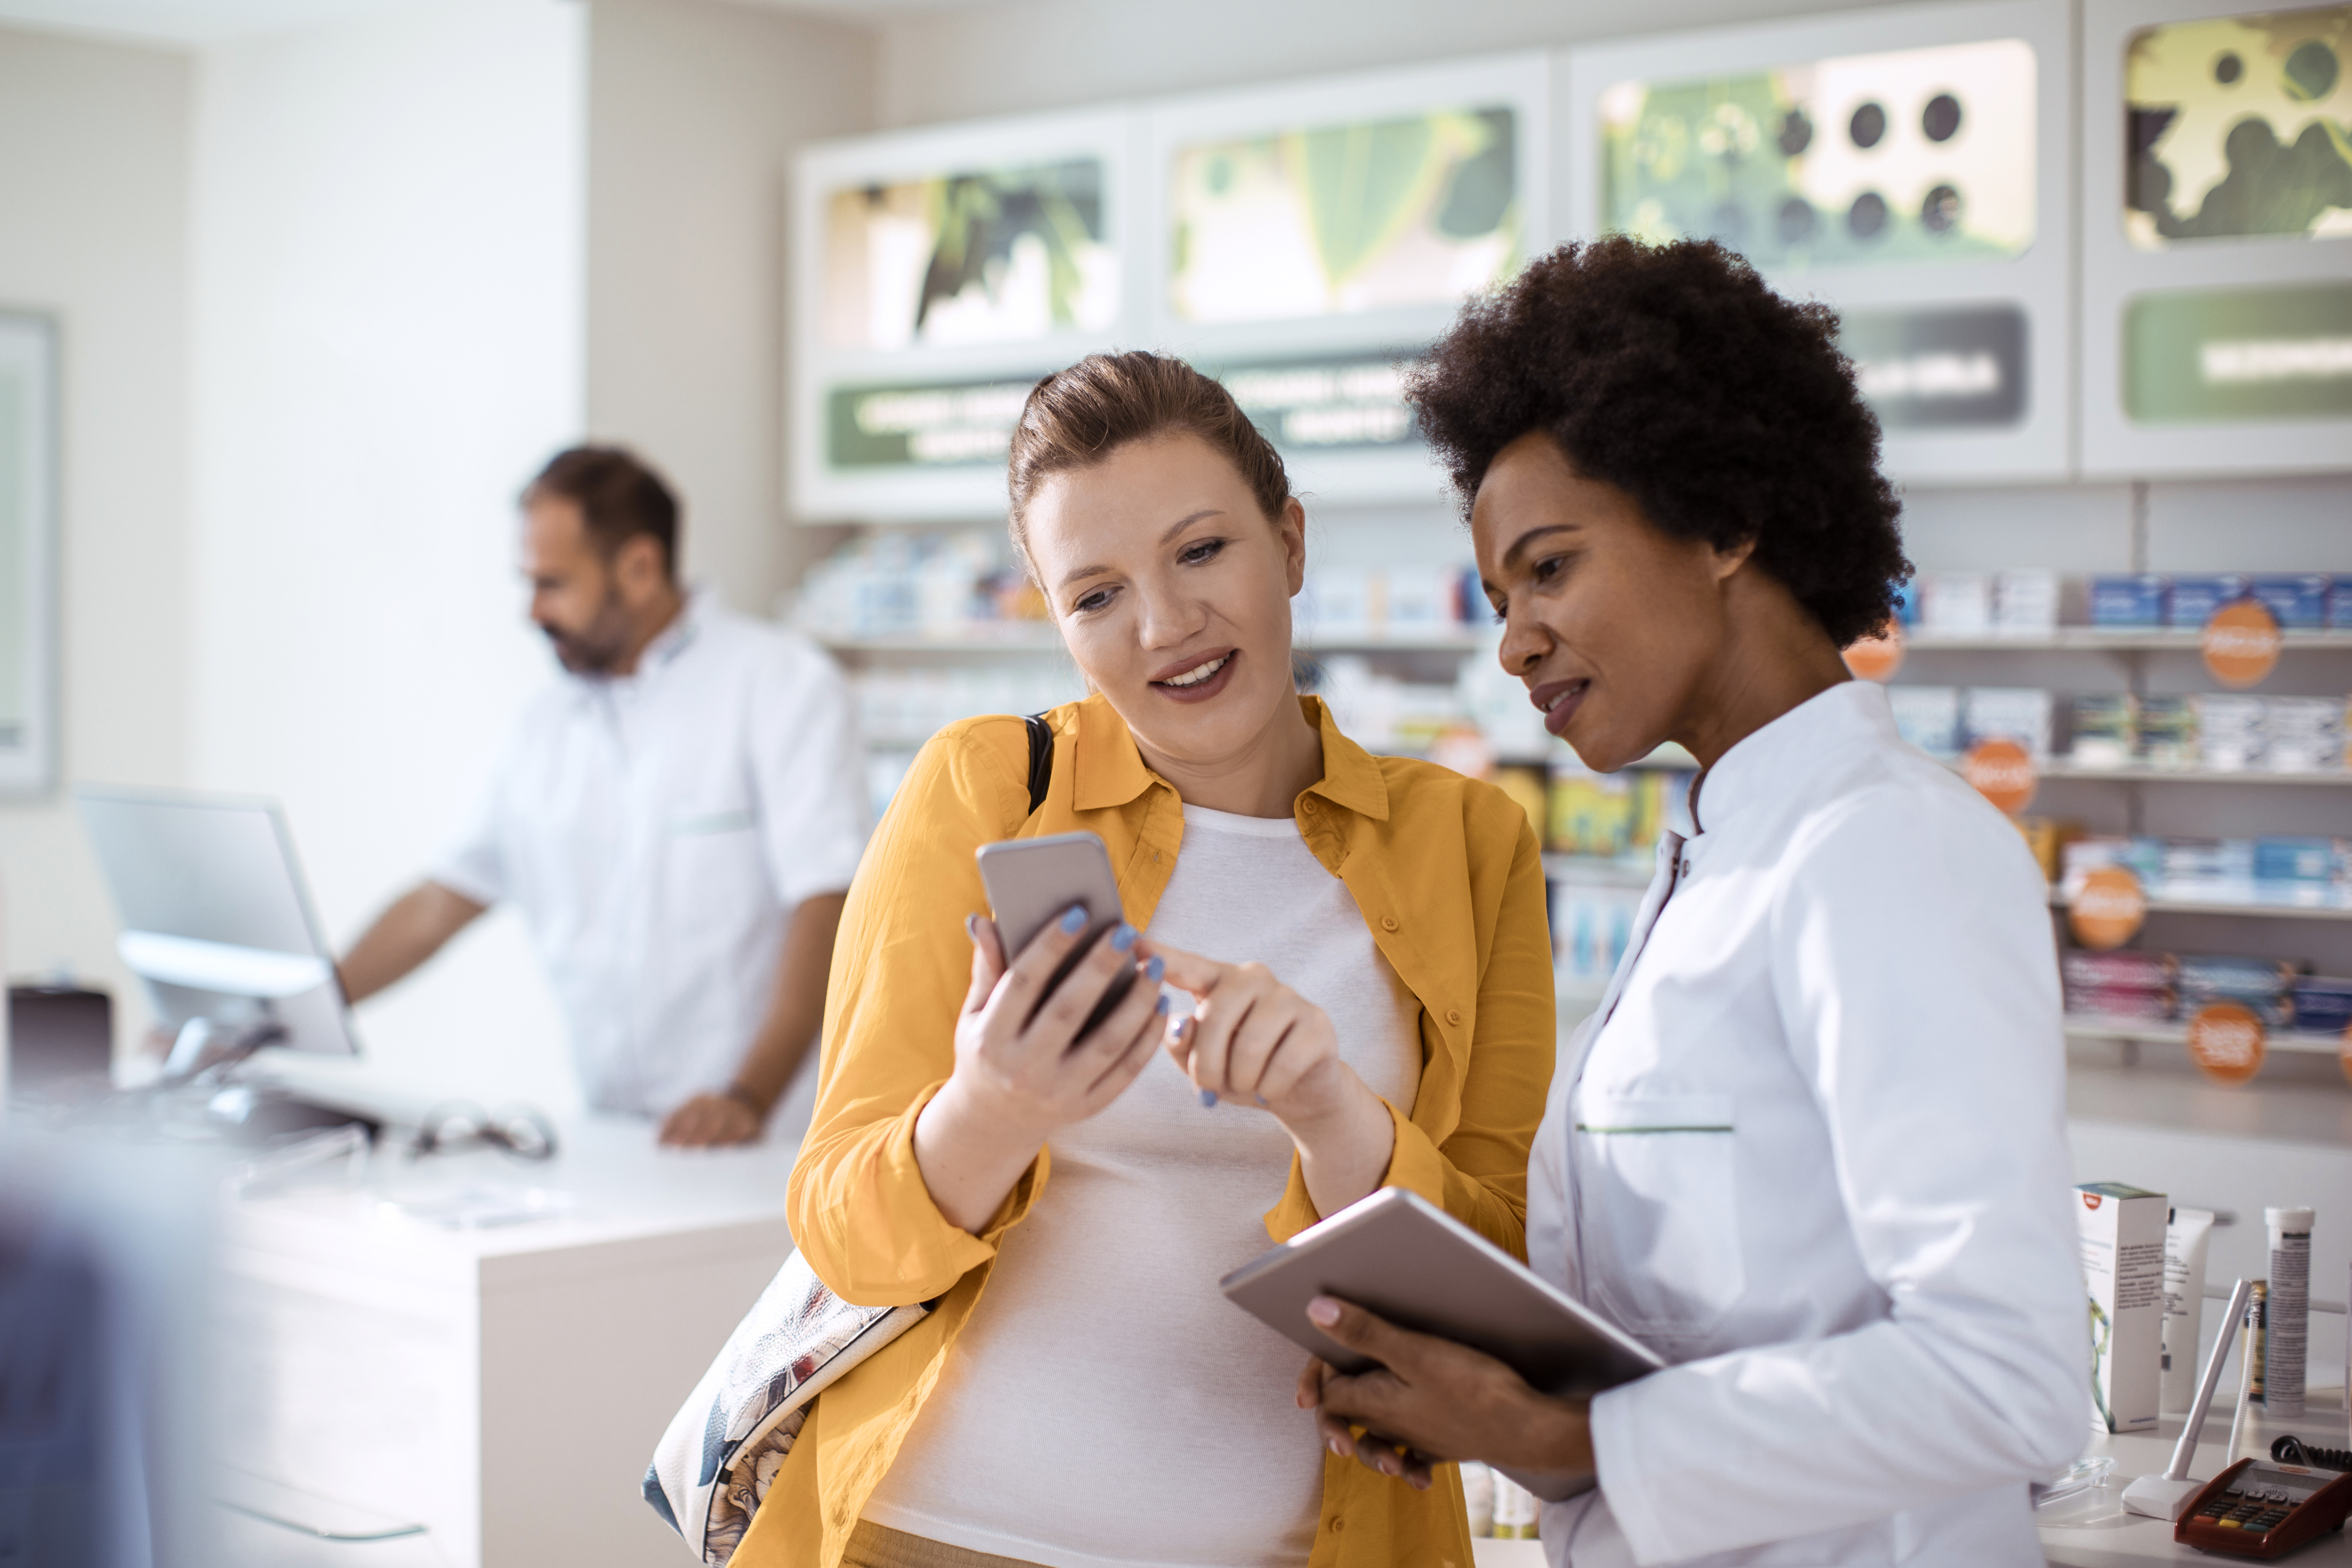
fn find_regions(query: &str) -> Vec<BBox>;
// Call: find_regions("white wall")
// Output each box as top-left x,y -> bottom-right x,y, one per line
587,0 -> 873,616
190,0 -> 584,1109
0,23 -> 190,1049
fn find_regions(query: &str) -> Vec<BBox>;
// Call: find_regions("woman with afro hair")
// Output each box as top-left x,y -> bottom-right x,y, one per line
1294,237 -> 2087,1566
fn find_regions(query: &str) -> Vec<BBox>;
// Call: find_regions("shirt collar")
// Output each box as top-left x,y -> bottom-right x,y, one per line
562,586 -> 705,697
640,586 -> 707,669
1688,679 -> 1894,837
1070,691 -> 1390,821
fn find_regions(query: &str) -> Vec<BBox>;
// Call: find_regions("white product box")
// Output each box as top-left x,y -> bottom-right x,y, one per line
1888,686 -> 1961,760
1917,572 -> 1993,636
2079,1182 -> 2167,1434
1993,569 -> 2059,636
1963,686 -> 2053,759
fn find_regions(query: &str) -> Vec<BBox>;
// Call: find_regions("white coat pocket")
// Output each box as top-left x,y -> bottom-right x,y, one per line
1572,1091 -> 1742,1344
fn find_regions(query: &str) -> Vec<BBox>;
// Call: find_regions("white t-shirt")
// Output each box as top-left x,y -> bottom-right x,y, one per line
432,592 -> 867,1121
861,803 -> 1424,1568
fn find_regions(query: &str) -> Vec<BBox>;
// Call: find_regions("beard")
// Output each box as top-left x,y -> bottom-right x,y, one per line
538,585 -> 635,675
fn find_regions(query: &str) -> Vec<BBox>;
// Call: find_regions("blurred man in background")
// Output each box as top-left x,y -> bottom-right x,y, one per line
338,446 -> 866,1147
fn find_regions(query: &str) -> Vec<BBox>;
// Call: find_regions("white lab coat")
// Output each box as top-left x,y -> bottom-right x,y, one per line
435,592 -> 867,1122
1528,681 -> 2086,1566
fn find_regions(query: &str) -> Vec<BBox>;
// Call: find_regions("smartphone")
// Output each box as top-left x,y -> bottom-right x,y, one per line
975,831 -> 1139,1042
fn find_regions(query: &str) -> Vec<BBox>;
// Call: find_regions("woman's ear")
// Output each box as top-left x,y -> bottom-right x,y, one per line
1280,496 -> 1307,597
1712,533 -> 1759,583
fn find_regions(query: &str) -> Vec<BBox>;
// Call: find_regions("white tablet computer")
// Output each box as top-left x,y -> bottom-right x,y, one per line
1220,1188 -> 1664,1395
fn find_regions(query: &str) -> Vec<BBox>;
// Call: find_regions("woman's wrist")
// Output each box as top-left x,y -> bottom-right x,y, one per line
913,1073 -> 1052,1235
1284,1066 -> 1396,1213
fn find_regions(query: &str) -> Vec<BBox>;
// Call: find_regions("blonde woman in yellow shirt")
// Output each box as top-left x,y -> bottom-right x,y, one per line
741,351 -> 1554,1568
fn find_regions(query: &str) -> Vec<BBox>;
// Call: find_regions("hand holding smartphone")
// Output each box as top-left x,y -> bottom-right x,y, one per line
915,833 -> 1168,1236
976,832 -> 1143,1041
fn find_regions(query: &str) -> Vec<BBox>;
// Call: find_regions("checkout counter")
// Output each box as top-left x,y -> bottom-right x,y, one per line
214,1102 -> 2347,1568
213,1112 -> 797,1568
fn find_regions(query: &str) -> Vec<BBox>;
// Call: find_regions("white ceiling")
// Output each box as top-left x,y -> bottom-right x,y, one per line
0,0 -> 1008,47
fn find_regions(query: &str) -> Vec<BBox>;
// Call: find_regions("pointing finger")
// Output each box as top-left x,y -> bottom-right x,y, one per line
1132,937 -> 1227,995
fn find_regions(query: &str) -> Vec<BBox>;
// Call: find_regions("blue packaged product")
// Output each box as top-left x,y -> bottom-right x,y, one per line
2090,574 -> 2167,629
2253,836 -> 2343,884
2289,976 -> 2352,1034
2331,578 -> 2352,630
2167,574 -> 2249,628
2248,575 -> 2329,631
2177,953 -> 2295,998
1890,580 -> 1918,627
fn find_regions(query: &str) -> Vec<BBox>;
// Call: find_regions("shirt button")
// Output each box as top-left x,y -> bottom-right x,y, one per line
1380,915 -> 1398,932
1301,798 -> 1319,814
1445,1008 -> 1462,1026
1328,1517 -> 1345,1534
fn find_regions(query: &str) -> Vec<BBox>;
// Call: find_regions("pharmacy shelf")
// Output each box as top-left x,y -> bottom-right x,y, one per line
2064,1014 -> 2347,1057
822,626 -> 2352,656
1902,628 -> 2352,652
818,628 -> 1488,655
2040,763 -> 2352,787
2049,889 -> 2352,921
1556,972 -> 1610,1010
2066,1059 -> 2352,1142
1542,853 -> 1654,888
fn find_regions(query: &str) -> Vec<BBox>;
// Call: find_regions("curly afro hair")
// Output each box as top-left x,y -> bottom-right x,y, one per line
1405,236 -> 1910,648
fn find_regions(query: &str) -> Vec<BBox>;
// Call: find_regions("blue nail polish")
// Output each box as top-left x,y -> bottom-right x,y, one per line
1059,905 -> 1087,934
1155,993 -> 1170,1015
964,913 -> 980,939
1110,923 -> 1137,952
1199,1088 -> 1218,1108
1145,955 -> 1164,982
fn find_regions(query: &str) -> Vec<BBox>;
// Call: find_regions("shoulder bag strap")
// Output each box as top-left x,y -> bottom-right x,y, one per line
1023,712 -> 1053,818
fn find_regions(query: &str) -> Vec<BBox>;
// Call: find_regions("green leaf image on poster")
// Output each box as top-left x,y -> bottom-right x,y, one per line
2124,280 -> 2352,421
2125,8 -> 2352,247
1600,38 -> 2036,269
825,160 -> 1116,350
1169,107 -> 1519,323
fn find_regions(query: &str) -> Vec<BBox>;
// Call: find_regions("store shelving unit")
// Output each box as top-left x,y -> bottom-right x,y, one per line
2063,1014 -> 2345,1058
2048,890 -> 2352,922
816,627 -> 1488,656
1901,629 -> 2352,653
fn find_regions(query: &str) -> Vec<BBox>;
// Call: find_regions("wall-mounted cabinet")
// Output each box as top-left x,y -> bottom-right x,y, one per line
1137,53 -> 1552,508
2079,0 -> 2352,477
788,0 -> 2349,520
1563,0 -> 2075,484
789,107 -> 1144,522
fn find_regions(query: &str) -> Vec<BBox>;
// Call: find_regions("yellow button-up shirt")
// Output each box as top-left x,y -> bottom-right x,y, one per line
743,693 -> 1555,1568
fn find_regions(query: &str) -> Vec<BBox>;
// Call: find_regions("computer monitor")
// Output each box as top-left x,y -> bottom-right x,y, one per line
75,785 -> 361,1065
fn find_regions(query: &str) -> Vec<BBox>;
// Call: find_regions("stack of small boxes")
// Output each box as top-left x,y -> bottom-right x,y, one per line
2088,573 -> 2347,632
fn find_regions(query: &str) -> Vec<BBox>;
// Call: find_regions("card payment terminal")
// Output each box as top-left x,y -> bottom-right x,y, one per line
2175,1456 -> 2352,1558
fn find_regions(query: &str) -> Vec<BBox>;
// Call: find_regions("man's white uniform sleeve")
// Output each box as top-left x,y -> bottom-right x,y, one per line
1586,785 -> 2087,1564
750,636 -> 868,907
428,747 -> 512,908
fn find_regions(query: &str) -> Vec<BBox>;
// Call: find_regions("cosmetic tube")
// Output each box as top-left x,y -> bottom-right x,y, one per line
2263,1207 -> 2311,1416
2162,1207 -> 2215,1414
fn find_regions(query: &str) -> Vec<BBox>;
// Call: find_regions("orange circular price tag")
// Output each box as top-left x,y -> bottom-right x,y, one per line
2201,598 -> 2281,688
1964,737 -> 2037,815
1843,625 -> 1905,683
2187,1001 -> 2266,1086
2068,865 -> 2147,950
